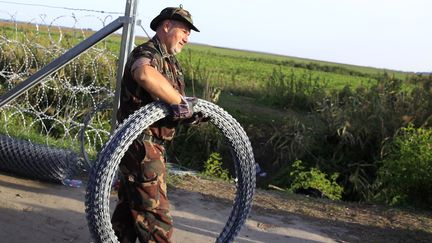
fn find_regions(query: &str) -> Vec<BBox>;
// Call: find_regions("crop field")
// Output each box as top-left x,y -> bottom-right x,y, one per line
0,20 -> 412,96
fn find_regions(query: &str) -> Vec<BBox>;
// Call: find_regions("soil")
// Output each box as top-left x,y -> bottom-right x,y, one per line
172,174 -> 432,243
0,172 -> 431,243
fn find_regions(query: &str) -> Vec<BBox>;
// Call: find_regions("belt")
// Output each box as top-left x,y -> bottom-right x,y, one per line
139,133 -> 166,146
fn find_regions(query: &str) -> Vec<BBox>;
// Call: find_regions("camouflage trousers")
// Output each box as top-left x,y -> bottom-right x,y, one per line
112,139 -> 173,243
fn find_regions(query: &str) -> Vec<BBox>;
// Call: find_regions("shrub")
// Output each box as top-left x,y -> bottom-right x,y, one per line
289,160 -> 343,200
202,152 -> 231,181
374,124 -> 432,208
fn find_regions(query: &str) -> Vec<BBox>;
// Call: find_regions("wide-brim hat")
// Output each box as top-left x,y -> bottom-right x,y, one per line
150,7 -> 199,32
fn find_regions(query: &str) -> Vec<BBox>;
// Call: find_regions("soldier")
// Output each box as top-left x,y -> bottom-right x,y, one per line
111,6 -> 202,243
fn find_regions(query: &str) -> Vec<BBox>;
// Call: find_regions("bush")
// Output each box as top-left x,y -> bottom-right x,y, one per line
289,160 -> 343,200
202,152 -> 231,181
374,124 -> 432,208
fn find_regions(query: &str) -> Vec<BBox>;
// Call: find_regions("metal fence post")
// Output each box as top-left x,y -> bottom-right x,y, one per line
110,0 -> 139,131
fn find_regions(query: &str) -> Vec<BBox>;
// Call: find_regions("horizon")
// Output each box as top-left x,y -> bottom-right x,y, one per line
0,0 -> 430,73
0,17 -> 427,75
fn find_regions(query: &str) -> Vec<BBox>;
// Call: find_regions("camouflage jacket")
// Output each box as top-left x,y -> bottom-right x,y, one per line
117,36 -> 185,140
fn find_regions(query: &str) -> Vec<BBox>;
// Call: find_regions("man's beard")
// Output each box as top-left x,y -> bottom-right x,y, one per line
170,45 -> 182,55
166,28 -> 183,55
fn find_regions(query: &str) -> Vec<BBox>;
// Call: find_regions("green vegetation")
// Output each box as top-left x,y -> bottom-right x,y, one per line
374,124 -> 432,208
202,152 -> 231,181
184,44 -> 410,79
0,22 -> 431,209
288,160 -> 343,200
0,109 -> 81,151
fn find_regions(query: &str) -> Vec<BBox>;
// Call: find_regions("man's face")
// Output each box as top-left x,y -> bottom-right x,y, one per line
164,21 -> 191,55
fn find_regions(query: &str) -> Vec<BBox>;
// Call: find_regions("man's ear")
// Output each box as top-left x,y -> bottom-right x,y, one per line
162,20 -> 171,33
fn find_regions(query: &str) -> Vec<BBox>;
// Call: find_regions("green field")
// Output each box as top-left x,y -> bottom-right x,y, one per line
0,20 -> 414,95
1,21 -> 431,208
179,43 -> 413,93
183,43 -> 411,77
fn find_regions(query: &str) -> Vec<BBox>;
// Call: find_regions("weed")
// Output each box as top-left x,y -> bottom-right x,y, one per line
289,160 -> 343,200
202,152 -> 231,181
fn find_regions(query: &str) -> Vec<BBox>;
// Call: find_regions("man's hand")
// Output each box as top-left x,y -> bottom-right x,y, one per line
170,96 -> 197,120
181,111 -> 210,126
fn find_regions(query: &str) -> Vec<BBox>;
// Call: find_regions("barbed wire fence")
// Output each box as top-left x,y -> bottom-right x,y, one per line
0,4 -> 257,242
0,10 -> 121,177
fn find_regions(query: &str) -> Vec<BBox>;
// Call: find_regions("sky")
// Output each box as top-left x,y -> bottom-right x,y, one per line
0,0 -> 430,72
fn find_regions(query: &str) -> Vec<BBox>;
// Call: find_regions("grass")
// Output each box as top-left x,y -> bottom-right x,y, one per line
216,92 -> 291,125
2,20 -> 431,208
181,43 -> 412,80
0,108 -> 104,163
0,113 -> 81,152
0,19 -> 415,96
0,20 -> 419,161
0,21 -> 423,152
179,47 -> 373,92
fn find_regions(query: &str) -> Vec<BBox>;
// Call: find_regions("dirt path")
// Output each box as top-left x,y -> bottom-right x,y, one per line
0,172 -> 339,243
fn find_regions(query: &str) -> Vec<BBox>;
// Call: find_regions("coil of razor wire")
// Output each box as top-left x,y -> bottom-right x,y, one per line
0,134 -> 78,182
0,14 -> 115,153
79,101 -> 112,170
85,99 -> 256,243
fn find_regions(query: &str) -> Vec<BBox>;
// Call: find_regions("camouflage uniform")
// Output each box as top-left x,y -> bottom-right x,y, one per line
111,36 -> 185,243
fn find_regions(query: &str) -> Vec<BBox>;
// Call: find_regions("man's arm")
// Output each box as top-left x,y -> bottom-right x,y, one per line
132,59 -> 196,119
132,61 -> 182,105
